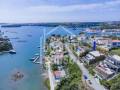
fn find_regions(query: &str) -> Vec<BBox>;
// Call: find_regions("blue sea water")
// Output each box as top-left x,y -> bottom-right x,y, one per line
0,26 -> 82,90
0,26 -> 47,90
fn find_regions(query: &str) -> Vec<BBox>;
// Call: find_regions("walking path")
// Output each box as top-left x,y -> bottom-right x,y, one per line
47,61 -> 55,90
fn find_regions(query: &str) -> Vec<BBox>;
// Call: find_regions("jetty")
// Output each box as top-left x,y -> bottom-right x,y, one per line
33,56 -> 40,64
30,55 -> 40,64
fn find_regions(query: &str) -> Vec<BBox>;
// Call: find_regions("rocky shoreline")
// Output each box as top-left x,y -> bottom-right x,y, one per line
0,30 -> 13,53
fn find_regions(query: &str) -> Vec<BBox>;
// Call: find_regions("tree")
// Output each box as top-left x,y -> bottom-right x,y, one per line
70,83 -> 79,90
0,41 -> 13,51
110,82 -> 120,90
52,64 -> 58,71
56,61 -> 82,90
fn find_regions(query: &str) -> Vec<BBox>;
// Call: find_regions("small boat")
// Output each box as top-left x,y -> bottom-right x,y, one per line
29,57 -> 35,61
37,46 -> 40,48
35,53 -> 39,56
17,40 -> 27,43
9,50 -> 16,54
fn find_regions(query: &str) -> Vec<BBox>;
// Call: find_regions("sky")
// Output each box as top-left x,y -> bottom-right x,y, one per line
0,0 -> 120,23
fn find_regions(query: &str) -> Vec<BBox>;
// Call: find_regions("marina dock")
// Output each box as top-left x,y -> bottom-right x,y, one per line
33,56 -> 40,64
30,54 -> 40,64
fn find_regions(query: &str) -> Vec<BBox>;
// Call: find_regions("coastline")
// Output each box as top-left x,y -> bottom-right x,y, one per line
0,50 -> 10,54
0,49 -> 16,55
0,26 -> 48,90
42,69 -> 50,90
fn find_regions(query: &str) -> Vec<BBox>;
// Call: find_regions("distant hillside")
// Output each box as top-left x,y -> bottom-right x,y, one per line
0,22 -> 101,28
99,21 -> 120,29
1,21 -> 120,29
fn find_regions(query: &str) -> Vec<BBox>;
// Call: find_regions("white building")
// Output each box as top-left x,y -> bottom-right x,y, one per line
111,40 -> 120,48
89,37 -> 112,51
95,62 -> 114,79
84,51 -> 104,64
104,55 -> 120,72
0,30 -> 3,38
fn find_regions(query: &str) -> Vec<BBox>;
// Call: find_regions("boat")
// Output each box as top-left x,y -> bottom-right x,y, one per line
9,50 -> 16,54
17,40 -> 27,43
29,58 -> 35,61
37,46 -> 40,48
35,53 -> 39,56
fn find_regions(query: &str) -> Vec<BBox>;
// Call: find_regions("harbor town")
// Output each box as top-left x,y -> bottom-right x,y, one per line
1,0 -> 120,90
1,22 -> 120,90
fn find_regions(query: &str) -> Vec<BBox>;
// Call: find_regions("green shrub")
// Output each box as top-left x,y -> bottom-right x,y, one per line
56,59 -> 82,90
44,78 -> 50,90
52,64 -> 58,71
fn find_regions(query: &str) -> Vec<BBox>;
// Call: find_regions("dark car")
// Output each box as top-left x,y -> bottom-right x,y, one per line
88,80 -> 92,84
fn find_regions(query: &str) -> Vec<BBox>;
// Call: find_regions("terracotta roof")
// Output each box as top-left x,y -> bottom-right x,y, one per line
112,40 -> 120,42
54,71 -> 61,77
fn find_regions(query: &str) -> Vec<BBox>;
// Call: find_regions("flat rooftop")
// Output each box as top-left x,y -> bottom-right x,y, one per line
89,51 -> 101,57
113,55 -> 120,62
96,62 -> 114,75
112,40 -> 120,42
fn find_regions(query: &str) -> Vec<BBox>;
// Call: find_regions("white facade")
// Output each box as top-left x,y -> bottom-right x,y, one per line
84,51 -> 104,64
95,62 -> 114,79
104,55 -> 120,72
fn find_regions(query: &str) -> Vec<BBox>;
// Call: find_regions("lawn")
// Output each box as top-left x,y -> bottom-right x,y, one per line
56,56 -> 85,90
100,74 -> 120,90
111,48 -> 120,56
44,78 -> 50,90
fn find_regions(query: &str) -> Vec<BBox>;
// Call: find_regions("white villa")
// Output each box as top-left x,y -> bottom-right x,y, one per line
104,55 -> 120,72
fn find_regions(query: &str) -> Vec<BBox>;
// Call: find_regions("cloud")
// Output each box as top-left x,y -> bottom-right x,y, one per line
0,0 -> 120,22
106,0 -> 120,6
27,4 -> 99,13
26,0 -> 120,13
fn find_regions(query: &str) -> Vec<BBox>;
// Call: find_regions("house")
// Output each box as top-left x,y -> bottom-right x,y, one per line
95,38 -> 111,46
89,37 -> 112,51
68,35 -> 78,43
50,41 -> 63,50
50,40 -> 64,65
77,34 -> 86,41
0,30 -> 4,40
76,46 -> 85,56
52,50 -> 64,65
54,71 -> 61,81
95,62 -> 114,80
85,28 -> 102,37
54,70 -> 66,82
84,51 -> 105,64
102,29 -> 120,37
104,55 -> 120,72
111,40 -> 120,48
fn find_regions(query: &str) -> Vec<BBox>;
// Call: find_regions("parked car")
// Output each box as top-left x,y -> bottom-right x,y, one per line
88,80 -> 92,84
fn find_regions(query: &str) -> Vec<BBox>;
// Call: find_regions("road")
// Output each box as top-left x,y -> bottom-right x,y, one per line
47,61 -> 55,90
65,44 -> 106,90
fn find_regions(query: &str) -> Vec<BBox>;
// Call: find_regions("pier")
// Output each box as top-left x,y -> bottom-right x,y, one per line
32,56 -> 40,64
30,55 -> 40,64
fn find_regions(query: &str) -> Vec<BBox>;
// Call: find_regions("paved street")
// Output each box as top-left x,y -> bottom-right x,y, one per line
47,61 -> 55,90
65,44 -> 106,90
